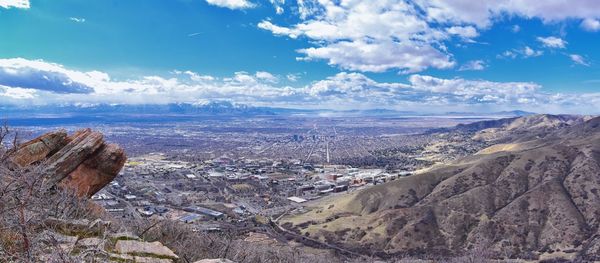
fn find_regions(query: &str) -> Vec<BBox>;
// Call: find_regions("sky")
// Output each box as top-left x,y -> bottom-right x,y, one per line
1,0 -> 600,113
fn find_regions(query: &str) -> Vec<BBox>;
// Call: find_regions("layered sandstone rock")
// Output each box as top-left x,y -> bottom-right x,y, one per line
11,128 -> 126,197
114,240 -> 180,260
12,130 -> 67,167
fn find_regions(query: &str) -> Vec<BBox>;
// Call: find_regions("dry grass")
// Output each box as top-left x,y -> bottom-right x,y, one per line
476,143 -> 521,155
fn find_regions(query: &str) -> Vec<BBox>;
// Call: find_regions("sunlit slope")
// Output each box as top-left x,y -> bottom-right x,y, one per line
282,116 -> 600,260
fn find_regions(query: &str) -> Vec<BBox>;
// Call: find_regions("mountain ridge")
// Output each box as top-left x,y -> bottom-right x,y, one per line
0,101 -> 538,118
281,115 -> 600,261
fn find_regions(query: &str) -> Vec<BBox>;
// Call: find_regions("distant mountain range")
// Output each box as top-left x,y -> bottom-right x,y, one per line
0,101 -> 536,119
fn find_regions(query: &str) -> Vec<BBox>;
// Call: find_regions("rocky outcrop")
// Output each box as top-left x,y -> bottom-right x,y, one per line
11,128 -> 126,197
38,224 -> 181,263
12,130 -> 67,167
115,240 -> 180,260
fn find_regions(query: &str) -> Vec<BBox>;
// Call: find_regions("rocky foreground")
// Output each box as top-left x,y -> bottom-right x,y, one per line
2,129 -> 231,263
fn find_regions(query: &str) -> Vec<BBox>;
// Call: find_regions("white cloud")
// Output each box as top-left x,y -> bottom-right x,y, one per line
459,60 -> 486,71
511,25 -> 521,33
259,0 -> 455,73
523,46 -> 543,58
0,86 -> 37,99
498,46 -> 544,59
0,58 -> 298,105
173,70 -> 215,82
69,17 -> 86,23
0,58 -> 96,94
1,58 -> 599,113
205,0 -> 254,10
569,54 -> 590,66
298,39 -> 454,73
416,0 -> 600,28
0,0 -> 29,9
260,0 -> 600,74
269,0 -> 285,14
307,72 -> 406,98
497,50 -> 517,59
286,73 -> 300,82
257,21 -> 301,38
447,26 -> 479,39
536,36 -> 567,49
581,18 -> 600,32
275,6 -> 284,14
255,71 -> 279,83
406,75 -> 543,108
306,72 -> 600,113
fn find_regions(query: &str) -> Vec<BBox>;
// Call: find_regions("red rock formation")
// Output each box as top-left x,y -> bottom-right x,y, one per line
11,130 -> 67,167
11,129 -> 127,197
59,144 -> 127,196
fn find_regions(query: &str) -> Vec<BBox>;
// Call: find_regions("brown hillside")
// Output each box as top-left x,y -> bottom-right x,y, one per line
282,115 -> 600,261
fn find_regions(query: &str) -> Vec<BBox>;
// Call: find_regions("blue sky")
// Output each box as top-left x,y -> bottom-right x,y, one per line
1,0 -> 600,113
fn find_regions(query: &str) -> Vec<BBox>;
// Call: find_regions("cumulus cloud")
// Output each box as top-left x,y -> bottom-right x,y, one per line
569,54 -> 590,66
259,0 -> 600,73
308,72 -> 405,97
255,71 -> 279,83
407,74 -> 540,101
259,0 -> 455,73
1,58 -> 598,113
537,36 -> 567,49
447,26 -> 479,39
257,21 -> 301,38
205,0 -> 254,10
298,39 -> 454,73
0,58 -> 299,105
0,58 -> 95,94
306,72 -> 600,113
581,18 -> 600,31
416,0 -> 600,28
0,86 -> 37,99
0,0 -> 29,9
459,60 -> 487,71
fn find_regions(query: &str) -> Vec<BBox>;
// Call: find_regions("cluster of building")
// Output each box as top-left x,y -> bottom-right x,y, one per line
93,153 -> 413,232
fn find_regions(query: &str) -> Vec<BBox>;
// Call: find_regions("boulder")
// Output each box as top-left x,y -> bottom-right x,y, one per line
108,252 -> 134,261
44,129 -> 106,188
11,130 -> 67,167
76,237 -> 106,249
109,232 -> 141,241
59,143 -> 127,196
114,240 -> 179,260
11,129 -> 126,197
44,217 -> 111,237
